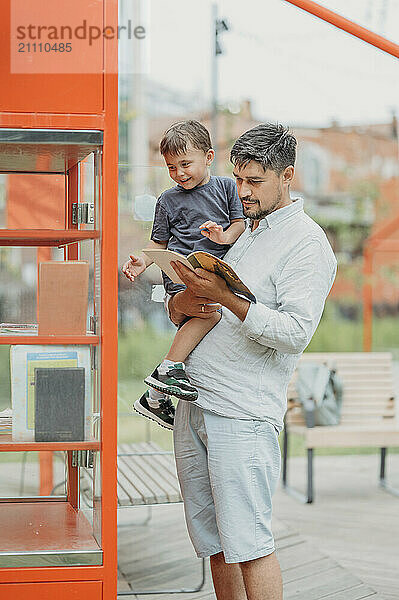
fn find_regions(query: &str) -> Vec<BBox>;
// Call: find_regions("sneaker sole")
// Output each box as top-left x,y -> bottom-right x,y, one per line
133,399 -> 174,430
144,375 -> 198,401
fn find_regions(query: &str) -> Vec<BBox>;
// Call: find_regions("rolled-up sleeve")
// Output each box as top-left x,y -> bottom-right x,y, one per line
240,237 -> 337,354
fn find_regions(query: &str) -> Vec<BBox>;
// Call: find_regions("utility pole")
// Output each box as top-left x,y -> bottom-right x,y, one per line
211,4 -> 229,173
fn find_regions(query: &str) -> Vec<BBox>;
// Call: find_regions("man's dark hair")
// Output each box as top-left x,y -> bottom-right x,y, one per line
230,123 -> 296,174
160,120 -> 212,156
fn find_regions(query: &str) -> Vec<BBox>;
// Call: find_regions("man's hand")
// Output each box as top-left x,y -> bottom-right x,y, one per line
171,261 -> 231,305
199,221 -> 229,245
169,288 -> 221,325
171,260 -> 251,323
122,255 -> 146,283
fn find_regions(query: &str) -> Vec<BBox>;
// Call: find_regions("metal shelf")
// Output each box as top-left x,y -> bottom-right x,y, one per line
0,501 -> 102,568
0,436 -> 100,452
0,229 -> 100,246
0,128 -> 103,173
0,334 -> 99,345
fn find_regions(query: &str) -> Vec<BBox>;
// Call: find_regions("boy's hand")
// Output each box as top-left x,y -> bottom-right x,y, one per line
122,255 -> 146,283
199,221 -> 228,244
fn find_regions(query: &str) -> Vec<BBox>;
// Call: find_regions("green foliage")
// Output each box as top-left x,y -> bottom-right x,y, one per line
308,305 -> 399,358
118,326 -> 173,381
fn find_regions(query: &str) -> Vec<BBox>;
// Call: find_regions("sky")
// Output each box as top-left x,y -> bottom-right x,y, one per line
147,0 -> 399,127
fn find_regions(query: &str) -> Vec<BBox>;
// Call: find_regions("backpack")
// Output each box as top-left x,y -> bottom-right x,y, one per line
295,362 -> 343,427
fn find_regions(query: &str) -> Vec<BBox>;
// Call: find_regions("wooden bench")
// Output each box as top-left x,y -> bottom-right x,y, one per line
116,442 -> 182,506
283,352 -> 399,503
80,441 -> 205,596
81,442 -> 182,507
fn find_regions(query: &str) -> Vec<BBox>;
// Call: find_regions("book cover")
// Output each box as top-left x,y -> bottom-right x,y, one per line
38,261 -> 89,335
142,248 -> 256,303
11,345 -> 92,441
34,367 -> 85,442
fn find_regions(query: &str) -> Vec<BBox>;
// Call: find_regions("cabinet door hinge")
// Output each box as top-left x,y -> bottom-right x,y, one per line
72,203 -> 95,225
72,449 -> 95,468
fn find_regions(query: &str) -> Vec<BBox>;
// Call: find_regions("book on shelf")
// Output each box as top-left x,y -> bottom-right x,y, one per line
34,368 -> 85,442
142,249 -> 256,303
37,261 -> 89,335
0,408 -> 12,434
11,345 -> 92,442
0,323 -> 38,334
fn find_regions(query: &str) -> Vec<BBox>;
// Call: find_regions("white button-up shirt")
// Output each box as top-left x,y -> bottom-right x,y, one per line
185,198 -> 337,432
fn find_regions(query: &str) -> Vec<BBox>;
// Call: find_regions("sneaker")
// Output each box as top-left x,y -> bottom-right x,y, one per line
133,390 -> 175,430
144,363 -> 198,401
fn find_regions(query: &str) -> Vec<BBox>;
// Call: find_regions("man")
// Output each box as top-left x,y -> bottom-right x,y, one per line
167,123 -> 337,600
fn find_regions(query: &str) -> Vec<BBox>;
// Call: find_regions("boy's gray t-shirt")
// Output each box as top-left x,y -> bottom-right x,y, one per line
151,176 -> 244,293
151,175 -> 243,255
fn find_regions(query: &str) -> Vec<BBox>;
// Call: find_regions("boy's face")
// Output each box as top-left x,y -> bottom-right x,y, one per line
163,143 -> 214,190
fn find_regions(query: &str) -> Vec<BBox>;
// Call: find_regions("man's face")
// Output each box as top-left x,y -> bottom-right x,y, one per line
233,160 -> 294,221
163,143 -> 214,190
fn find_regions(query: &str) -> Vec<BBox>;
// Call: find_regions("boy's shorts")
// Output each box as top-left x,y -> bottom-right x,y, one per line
173,401 -> 281,563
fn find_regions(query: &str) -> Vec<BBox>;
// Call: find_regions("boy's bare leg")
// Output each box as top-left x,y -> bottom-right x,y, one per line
239,553 -> 283,600
210,553 -> 247,600
165,312 -> 221,363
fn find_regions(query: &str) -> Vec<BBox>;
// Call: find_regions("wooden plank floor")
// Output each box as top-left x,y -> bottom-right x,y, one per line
117,507 -> 380,600
117,453 -> 399,599
0,451 -> 395,598
276,452 -> 399,600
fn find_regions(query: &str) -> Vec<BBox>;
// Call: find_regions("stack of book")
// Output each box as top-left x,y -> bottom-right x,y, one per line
11,345 -> 92,442
0,323 -> 38,335
0,408 -> 12,434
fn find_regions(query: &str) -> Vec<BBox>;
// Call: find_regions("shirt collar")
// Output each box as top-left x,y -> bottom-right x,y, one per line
249,198 -> 304,233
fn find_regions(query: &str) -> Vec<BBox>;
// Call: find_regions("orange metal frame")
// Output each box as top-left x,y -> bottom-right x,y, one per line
285,0 -> 399,351
0,0 -> 118,598
284,0 -> 399,58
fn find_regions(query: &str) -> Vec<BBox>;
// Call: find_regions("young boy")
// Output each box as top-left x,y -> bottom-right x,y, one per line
122,120 -> 245,429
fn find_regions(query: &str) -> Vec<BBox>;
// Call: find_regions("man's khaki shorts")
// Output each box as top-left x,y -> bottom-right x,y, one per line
173,401 -> 281,563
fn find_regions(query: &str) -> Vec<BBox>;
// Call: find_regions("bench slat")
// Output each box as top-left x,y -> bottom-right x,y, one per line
119,442 -> 181,503
117,458 -> 157,505
118,454 -> 169,505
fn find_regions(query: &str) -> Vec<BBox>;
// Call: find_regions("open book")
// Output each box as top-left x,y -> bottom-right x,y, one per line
143,249 -> 256,303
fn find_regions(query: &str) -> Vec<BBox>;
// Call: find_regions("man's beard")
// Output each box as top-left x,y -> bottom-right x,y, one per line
243,188 -> 282,221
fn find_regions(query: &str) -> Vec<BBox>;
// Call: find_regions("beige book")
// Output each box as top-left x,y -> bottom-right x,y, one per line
142,249 -> 256,303
38,261 -> 89,335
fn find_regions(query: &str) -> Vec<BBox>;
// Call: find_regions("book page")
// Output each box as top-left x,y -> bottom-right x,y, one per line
142,249 -> 195,284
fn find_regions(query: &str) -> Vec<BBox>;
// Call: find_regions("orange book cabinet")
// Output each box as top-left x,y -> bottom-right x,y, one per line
0,1 -> 118,598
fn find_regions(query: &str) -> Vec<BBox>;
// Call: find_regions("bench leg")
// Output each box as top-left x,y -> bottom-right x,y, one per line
117,556 -> 206,596
307,449 -> 314,503
281,426 -> 314,503
379,447 -> 399,498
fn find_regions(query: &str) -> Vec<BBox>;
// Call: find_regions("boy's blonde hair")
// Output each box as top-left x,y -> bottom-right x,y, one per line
160,120 -> 212,156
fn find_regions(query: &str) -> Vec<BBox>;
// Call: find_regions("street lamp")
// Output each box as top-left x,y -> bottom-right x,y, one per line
211,5 -> 229,172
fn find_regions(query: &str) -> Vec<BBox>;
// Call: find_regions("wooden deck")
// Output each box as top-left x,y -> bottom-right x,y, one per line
1,450 -> 397,598
277,453 -> 399,600
117,453 -> 399,599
